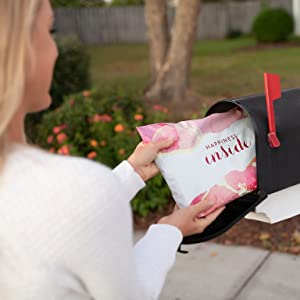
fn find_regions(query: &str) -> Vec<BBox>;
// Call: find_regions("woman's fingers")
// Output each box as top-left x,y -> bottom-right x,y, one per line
191,198 -> 214,216
158,202 -> 226,237
153,138 -> 177,152
199,206 -> 226,227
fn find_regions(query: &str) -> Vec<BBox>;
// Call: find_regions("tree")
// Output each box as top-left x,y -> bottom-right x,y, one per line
144,0 -> 201,106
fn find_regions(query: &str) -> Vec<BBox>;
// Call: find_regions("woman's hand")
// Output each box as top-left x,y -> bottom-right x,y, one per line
158,200 -> 225,237
127,138 -> 177,182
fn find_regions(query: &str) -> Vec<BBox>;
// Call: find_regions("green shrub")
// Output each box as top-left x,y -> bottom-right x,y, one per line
252,8 -> 294,43
34,87 -> 172,217
25,34 -> 91,143
110,0 -> 144,6
226,29 -> 243,39
50,34 -> 91,110
52,0 -> 105,7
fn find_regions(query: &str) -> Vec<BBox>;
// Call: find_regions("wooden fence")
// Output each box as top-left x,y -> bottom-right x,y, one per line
54,0 -> 293,44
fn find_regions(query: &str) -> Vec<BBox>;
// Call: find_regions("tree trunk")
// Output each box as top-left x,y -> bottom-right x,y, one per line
144,0 -> 201,105
144,0 -> 170,87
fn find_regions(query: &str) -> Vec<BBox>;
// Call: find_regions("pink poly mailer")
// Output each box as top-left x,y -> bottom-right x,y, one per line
137,108 -> 257,217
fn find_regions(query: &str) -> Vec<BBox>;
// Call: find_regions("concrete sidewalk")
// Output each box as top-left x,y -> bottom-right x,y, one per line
134,231 -> 300,300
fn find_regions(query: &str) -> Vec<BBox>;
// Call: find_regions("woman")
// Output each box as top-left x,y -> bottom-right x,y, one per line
0,1 -> 225,299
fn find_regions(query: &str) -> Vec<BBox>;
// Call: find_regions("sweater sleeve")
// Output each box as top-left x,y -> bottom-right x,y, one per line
112,160 -> 146,203
64,161 -> 182,300
133,224 -> 183,299
112,160 -> 184,298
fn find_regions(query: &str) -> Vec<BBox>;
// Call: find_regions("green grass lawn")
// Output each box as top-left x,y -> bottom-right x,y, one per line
87,37 -> 300,105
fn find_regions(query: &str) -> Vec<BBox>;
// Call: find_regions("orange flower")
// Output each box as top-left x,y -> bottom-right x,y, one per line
89,114 -> 112,123
90,140 -> 98,147
98,114 -> 112,122
58,145 -> 70,155
53,126 -> 61,134
83,90 -> 91,97
87,151 -> 97,159
100,140 -> 107,147
47,135 -> 54,144
134,114 -> 144,121
114,124 -> 125,133
53,124 -> 67,134
57,133 -> 67,144
118,148 -> 126,155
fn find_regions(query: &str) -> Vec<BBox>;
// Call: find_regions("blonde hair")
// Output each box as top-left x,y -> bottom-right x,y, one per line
0,0 -> 42,172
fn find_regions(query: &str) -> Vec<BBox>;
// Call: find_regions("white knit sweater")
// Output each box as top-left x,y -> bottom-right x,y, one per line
0,142 -> 183,300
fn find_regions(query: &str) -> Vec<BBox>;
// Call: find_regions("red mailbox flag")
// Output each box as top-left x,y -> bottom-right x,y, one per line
264,72 -> 282,148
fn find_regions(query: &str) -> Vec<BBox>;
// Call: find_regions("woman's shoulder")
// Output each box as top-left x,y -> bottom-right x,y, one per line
9,142 -> 110,172
1,144 -> 129,262
5,143 -> 126,226
5,142 -> 118,195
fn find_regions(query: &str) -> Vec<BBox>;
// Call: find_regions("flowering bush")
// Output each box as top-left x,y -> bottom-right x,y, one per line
34,88 -> 172,217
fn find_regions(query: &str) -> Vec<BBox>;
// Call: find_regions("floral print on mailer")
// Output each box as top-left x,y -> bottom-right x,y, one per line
137,108 -> 257,217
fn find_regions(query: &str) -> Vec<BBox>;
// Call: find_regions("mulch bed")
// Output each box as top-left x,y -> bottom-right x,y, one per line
133,200 -> 300,255
237,41 -> 300,52
213,217 -> 300,255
